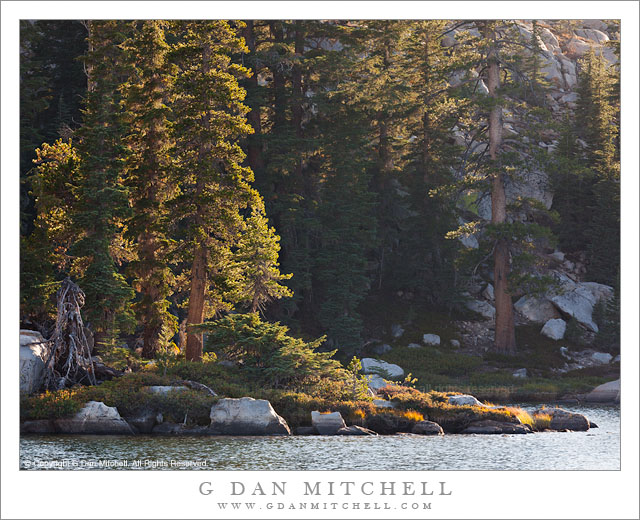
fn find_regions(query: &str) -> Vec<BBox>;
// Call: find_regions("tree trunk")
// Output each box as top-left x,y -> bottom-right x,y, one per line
186,244 -> 207,361
140,233 -> 161,358
270,22 -> 286,132
422,31 -> 431,180
292,22 -> 305,192
242,20 -> 264,174
140,59 -> 165,359
185,41 -> 213,362
485,28 -> 516,354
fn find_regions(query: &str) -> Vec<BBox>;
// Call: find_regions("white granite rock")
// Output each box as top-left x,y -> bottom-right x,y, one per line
482,284 -> 495,301
422,334 -> 441,347
209,397 -> 290,435
591,352 -> 613,365
448,394 -> 484,407
541,319 -> 567,341
515,296 -> 560,324
391,324 -> 405,338
585,379 -> 620,403
361,358 -> 404,379
367,374 -> 388,391
311,411 -> 346,435
551,282 -> 613,333
56,401 -> 134,434
19,330 -> 49,394
465,299 -> 496,320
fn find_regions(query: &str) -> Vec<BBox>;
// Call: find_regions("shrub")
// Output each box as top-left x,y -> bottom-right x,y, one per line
21,389 -> 83,420
196,313 -> 349,390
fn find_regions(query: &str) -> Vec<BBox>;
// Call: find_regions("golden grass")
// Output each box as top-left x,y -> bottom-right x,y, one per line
402,410 -> 424,422
505,406 -> 534,428
533,412 -> 552,430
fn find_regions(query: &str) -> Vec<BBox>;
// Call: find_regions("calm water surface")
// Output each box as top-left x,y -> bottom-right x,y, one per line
20,404 -> 619,471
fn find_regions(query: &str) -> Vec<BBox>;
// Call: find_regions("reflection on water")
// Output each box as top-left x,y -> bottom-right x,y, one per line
20,404 -> 620,471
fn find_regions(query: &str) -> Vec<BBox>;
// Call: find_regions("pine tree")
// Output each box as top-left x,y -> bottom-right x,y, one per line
481,22 -> 517,353
558,49 -> 620,285
121,21 -> 178,358
170,20 -> 260,361
20,21 -> 88,237
314,97 -> 377,350
231,206 -> 293,313
389,20 -> 467,303
21,139 -> 81,322
72,20 -> 135,349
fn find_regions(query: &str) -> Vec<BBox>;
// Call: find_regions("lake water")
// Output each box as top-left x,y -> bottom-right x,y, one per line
20,404 -> 620,471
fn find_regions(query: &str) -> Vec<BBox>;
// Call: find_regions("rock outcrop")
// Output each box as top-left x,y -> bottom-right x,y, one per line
20,330 -> 49,394
366,374 -> 389,392
208,397 -> 291,435
55,401 -> 135,434
460,420 -> 531,434
411,420 -> 444,435
591,352 -> 613,364
541,318 -> 567,340
515,296 -> 560,324
585,379 -> 620,403
361,358 -> 404,379
125,410 -> 157,434
465,299 -> 496,320
448,394 -> 485,407
422,334 -> 441,346
535,407 -> 590,431
336,425 -> 377,436
311,411 -> 346,435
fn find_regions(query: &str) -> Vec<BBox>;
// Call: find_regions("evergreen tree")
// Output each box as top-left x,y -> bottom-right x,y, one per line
314,98 -> 377,350
231,206 -> 293,313
481,21 -> 517,353
121,21 -> 178,358
21,139 -> 81,322
72,20 -> 135,348
20,21 -> 87,236
552,49 -> 620,285
389,20 -> 467,303
170,20 -> 261,361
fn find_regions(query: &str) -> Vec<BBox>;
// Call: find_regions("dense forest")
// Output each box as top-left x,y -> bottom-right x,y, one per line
20,19 -> 620,374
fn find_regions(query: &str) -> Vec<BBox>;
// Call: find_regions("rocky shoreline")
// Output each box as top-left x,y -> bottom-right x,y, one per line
21,393 -> 609,437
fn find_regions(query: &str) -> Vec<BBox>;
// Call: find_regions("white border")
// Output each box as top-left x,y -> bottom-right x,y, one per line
2,2 -> 638,519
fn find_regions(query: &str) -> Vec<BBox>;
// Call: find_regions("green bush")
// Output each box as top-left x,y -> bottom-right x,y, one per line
21,372 -> 216,426
196,313 -> 349,390
21,390 -> 83,420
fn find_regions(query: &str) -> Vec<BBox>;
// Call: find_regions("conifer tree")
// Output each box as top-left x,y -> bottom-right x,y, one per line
122,21 -> 177,358
575,50 -> 620,284
481,22 -> 516,354
314,89 -> 377,349
21,139 -> 81,321
231,206 -> 293,313
389,20 -> 468,302
170,20 -> 260,361
72,20 -> 135,348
